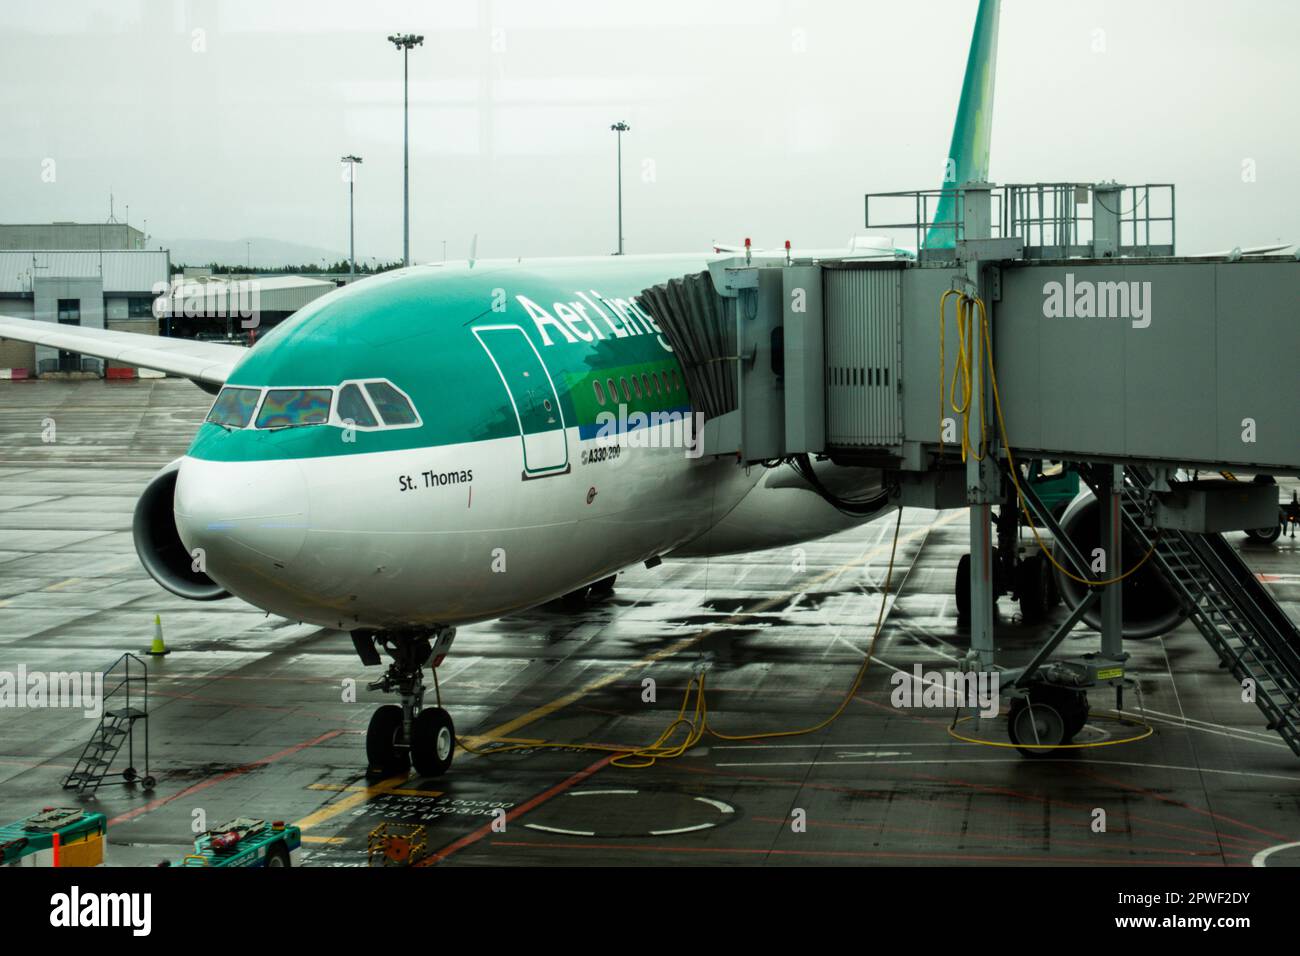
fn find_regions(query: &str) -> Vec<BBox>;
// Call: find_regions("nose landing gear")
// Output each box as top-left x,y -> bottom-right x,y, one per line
352,627 -> 457,779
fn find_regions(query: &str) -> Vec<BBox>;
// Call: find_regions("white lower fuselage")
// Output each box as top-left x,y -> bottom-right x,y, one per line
176,419 -> 763,629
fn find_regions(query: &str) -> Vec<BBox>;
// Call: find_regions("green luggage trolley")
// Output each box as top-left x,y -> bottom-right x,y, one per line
180,817 -> 301,868
0,807 -> 107,867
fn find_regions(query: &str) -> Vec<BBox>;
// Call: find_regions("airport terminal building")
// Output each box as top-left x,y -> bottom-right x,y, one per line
0,225 -> 340,377
0,249 -> 170,376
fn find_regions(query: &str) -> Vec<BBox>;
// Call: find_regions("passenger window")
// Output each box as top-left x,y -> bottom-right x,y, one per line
337,383 -> 378,427
256,388 -> 333,428
206,387 -> 261,428
632,375 -> 643,399
364,381 -> 418,426
606,378 -> 617,403
593,379 -> 607,406
620,377 -> 631,401
641,373 -> 651,397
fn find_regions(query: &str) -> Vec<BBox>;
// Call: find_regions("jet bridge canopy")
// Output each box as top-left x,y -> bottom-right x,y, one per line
637,181 -> 1299,476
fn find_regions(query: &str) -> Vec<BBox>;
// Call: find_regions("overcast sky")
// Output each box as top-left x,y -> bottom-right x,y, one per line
1,0 -> 1296,261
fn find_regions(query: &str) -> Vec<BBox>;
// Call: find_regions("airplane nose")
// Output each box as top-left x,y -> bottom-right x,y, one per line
174,456 -> 309,568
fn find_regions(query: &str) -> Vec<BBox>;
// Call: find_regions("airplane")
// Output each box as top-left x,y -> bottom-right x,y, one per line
0,0 -> 1102,779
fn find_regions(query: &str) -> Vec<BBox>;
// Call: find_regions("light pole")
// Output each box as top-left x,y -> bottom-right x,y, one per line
610,122 -> 630,255
388,33 -> 424,267
341,154 -> 363,279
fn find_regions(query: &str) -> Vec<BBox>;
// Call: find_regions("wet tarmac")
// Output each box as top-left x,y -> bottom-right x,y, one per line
1,378 -> 1298,867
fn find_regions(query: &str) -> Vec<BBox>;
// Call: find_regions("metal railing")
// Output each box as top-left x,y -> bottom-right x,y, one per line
864,182 -> 1176,260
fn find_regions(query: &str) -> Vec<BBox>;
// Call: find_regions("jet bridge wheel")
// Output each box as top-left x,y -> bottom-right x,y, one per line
1007,686 -> 1088,758
367,704 -> 410,776
410,707 -> 455,778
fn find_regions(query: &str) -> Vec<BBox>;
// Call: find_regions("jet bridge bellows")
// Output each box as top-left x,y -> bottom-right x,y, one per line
637,178 -> 1300,757
638,271 -> 737,422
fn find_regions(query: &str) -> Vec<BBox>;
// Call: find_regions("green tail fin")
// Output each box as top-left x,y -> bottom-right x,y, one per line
923,0 -> 1001,250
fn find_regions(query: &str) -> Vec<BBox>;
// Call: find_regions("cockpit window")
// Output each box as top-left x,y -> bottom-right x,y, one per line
255,388 -> 333,429
364,381 -> 418,426
206,387 -> 262,428
337,383 -> 378,428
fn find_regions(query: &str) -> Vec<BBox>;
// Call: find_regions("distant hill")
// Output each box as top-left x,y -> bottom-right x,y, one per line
156,237 -> 347,270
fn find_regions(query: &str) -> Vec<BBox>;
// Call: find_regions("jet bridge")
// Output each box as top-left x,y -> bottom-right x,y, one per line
640,180 -> 1300,756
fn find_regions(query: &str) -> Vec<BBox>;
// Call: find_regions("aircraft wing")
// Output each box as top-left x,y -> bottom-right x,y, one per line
0,314 -> 243,387
1190,243 -> 1296,259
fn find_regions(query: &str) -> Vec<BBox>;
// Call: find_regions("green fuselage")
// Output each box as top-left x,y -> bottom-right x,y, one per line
189,254 -> 718,464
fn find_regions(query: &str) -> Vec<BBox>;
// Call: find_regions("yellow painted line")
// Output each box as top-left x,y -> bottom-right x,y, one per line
466,510 -> 960,745
476,633 -> 706,741
294,775 -> 406,832
44,577 -> 81,592
307,781 -> 446,798
300,835 -> 346,845
458,734 -> 545,749
0,600 -> 9,609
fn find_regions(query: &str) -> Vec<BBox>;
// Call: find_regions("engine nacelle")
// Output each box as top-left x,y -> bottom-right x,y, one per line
669,463 -> 889,558
1053,491 -> 1186,639
132,459 -> 229,601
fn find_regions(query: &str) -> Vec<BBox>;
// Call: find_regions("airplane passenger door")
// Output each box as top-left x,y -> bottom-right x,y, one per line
473,325 -> 570,478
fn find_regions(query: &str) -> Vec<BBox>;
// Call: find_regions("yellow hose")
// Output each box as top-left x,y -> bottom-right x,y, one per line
451,507 -> 905,768
939,289 -> 987,463
954,290 -> 1159,587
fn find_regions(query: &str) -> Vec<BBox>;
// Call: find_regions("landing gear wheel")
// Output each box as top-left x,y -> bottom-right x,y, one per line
589,574 -> 617,597
1016,554 -> 1053,624
1007,691 -> 1072,758
366,704 -> 409,776
560,586 -> 590,610
410,707 -> 455,778
141,776 -> 156,791
955,553 -> 971,623
1046,561 -> 1063,607
1246,525 -> 1282,545
122,766 -> 137,783
264,842 -> 291,868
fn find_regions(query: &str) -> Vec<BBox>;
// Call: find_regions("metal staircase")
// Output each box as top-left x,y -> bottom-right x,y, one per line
1121,469 -> 1300,755
63,652 -> 154,793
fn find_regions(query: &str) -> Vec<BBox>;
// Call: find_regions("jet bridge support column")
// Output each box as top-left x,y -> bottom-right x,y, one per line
1096,465 -> 1128,711
1098,465 -> 1124,660
962,183 -> 1000,669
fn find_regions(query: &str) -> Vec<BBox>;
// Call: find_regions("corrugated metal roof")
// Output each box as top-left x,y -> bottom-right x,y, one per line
166,274 -> 337,313
0,251 -> 170,294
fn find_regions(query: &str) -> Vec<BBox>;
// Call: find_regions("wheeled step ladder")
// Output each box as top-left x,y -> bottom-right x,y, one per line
62,652 -> 154,793
1122,468 -> 1300,755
